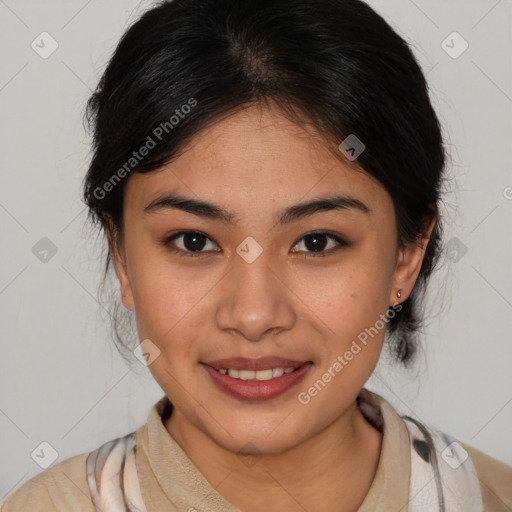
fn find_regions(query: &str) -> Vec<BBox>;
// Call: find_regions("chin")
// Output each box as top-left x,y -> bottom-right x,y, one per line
206,419 -> 308,456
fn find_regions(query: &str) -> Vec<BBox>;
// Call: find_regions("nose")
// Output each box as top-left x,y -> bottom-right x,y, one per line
214,246 -> 296,342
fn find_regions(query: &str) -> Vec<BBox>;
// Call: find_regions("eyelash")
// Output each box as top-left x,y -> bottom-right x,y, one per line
161,230 -> 348,258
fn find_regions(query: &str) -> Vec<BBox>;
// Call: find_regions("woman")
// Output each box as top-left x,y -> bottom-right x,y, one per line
2,0 -> 510,510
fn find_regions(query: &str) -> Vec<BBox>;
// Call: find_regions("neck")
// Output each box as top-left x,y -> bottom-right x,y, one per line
165,399 -> 382,512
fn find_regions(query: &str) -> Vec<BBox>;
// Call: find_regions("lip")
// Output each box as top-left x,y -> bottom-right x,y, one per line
203,356 -> 310,371
201,360 -> 313,401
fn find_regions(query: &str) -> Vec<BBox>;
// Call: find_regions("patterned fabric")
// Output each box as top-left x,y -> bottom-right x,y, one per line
86,431 -> 147,512
403,417 -> 483,511
85,405 -> 483,512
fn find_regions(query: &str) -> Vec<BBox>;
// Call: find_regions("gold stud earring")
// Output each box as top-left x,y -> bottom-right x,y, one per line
397,289 -> 402,299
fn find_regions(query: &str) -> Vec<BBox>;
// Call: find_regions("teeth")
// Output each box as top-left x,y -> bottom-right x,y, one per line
272,368 -> 284,378
221,367 -> 297,380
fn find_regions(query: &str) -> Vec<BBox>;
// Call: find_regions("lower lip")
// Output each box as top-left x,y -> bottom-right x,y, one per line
201,362 -> 313,401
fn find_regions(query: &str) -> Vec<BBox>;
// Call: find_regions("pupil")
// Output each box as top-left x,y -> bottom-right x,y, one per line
184,232 -> 206,251
305,233 -> 327,252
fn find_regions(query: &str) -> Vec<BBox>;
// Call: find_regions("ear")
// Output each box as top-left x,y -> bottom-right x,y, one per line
104,216 -> 135,311
389,209 -> 437,306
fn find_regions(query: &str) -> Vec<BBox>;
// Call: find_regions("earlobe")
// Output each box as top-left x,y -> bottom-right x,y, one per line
113,251 -> 135,311
113,248 -> 135,311
119,272 -> 135,311
121,292 -> 135,310
389,211 -> 437,306
104,217 -> 135,311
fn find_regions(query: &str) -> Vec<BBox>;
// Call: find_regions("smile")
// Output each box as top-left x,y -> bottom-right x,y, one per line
217,367 -> 297,380
201,361 -> 313,401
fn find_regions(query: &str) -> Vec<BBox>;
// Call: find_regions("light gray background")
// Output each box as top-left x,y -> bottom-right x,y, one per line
1,0 -> 511,503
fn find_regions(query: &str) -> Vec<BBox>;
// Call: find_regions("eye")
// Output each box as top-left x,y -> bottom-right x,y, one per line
162,230 -> 347,258
291,231 -> 347,257
162,231 -> 220,257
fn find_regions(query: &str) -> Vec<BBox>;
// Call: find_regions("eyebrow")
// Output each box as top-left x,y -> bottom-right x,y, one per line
143,193 -> 371,227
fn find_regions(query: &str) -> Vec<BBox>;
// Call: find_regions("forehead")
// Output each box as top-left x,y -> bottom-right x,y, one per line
123,104 -> 390,215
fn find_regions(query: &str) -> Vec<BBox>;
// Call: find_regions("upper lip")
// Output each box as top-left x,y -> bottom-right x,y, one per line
203,357 -> 311,371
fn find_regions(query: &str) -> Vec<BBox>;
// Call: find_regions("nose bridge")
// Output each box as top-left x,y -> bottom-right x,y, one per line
233,234 -> 277,289
235,245 -> 275,294
215,239 -> 296,341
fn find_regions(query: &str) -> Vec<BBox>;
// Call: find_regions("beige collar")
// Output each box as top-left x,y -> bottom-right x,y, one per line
136,387 -> 411,511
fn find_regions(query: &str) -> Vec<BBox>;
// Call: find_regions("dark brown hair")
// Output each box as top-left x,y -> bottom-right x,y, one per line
83,0 -> 446,367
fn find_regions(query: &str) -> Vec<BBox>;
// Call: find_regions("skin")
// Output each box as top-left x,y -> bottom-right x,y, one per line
108,103 -> 435,512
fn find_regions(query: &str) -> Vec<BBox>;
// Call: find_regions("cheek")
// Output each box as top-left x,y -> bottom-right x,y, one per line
127,250 -> 220,350
133,275 -> 201,340
291,257 -> 392,333
292,259 -> 391,397
130,267 -> 206,392
295,263 -> 389,409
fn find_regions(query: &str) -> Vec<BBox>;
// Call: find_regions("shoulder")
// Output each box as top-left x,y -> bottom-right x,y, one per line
459,440 -> 512,511
1,451 -> 94,512
400,413 -> 511,512
1,429 -> 141,512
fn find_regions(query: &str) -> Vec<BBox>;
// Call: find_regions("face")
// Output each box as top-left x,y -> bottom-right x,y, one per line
110,103 -> 431,455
